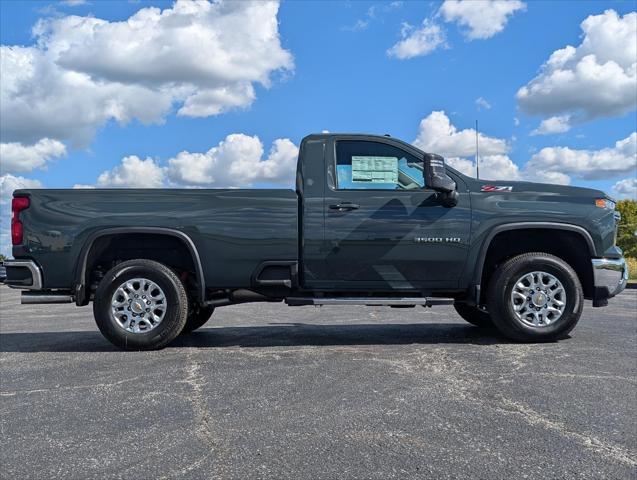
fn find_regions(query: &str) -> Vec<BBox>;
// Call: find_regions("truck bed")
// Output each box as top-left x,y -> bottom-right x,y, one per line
13,189 -> 299,289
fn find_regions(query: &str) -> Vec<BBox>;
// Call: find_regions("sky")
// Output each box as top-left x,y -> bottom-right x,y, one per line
0,0 -> 636,253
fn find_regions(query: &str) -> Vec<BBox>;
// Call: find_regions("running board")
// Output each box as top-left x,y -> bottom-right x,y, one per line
285,297 -> 453,307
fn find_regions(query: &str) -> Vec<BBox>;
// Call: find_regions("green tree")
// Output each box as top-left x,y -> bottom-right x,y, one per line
0,254 -> 6,263
617,200 -> 637,258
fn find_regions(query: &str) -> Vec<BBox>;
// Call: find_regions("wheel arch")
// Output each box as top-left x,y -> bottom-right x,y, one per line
74,227 -> 206,306
473,222 -> 596,303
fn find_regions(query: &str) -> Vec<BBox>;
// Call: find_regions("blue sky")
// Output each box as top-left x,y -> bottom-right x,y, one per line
0,0 -> 635,207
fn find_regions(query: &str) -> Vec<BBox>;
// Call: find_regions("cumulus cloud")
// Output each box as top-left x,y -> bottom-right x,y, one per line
413,111 -> 509,158
526,132 -> 637,181
530,115 -> 572,136
445,154 -> 521,181
1,1 -> 293,147
97,156 -> 165,188
411,111 -> 636,186
0,138 -> 66,174
517,10 -> 637,122
167,134 -> 299,188
0,174 -> 43,255
387,20 -> 446,59
413,111 -> 520,180
612,178 -> 637,200
440,0 -> 526,40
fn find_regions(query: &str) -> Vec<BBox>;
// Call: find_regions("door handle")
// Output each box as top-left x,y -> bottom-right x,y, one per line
329,203 -> 360,211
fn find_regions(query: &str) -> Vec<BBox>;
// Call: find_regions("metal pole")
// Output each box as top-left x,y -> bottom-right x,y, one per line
475,119 -> 480,179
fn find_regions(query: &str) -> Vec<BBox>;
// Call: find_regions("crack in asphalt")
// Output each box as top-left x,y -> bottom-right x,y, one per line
159,348 -> 221,480
0,376 -> 143,397
496,396 -> 637,467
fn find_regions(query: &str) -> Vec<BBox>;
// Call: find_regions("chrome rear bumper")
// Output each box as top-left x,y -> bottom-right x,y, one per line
592,257 -> 628,300
2,259 -> 43,290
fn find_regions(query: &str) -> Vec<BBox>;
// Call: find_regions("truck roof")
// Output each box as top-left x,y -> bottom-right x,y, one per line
302,133 -> 422,152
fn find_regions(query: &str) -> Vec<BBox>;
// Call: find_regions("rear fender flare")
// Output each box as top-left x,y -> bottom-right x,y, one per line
74,227 -> 205,305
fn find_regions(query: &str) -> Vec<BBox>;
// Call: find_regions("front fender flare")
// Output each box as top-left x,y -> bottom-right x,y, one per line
470,222 -> 596,302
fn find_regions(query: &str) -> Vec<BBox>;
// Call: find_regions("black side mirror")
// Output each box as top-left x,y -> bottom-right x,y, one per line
423,153 -> 458,207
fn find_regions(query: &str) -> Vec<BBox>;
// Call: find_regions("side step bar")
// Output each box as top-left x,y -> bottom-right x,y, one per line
285,297 -> 453,307
21,292 -> 74,304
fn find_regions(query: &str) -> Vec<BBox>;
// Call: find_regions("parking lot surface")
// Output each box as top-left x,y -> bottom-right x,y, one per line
1,286 -> 636,479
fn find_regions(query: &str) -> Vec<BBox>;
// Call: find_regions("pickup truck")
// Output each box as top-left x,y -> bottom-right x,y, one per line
4,133 -> 628,349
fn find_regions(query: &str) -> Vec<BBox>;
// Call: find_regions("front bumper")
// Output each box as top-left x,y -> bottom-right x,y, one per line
591,257 -> 628,307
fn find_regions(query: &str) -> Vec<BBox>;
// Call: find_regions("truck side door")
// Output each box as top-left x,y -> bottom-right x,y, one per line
319,137 -> 471,291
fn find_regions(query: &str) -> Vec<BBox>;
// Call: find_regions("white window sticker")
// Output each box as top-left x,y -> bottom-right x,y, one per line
351,156 -> 398,184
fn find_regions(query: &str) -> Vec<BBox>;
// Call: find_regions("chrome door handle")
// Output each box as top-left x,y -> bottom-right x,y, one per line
329,203 -> 360,211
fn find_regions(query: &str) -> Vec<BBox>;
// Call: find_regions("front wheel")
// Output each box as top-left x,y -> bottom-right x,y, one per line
487,252 -> 583,342
93,259 -> 189,350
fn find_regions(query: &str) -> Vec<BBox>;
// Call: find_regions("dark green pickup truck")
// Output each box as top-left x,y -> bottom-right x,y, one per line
4,133 -> 628,349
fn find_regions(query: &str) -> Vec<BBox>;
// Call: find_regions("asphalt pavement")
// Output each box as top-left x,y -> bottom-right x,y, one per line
1,286 -> 636,479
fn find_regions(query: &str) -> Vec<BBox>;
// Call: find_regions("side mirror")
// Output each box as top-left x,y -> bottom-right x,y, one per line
423,153 -> 458,207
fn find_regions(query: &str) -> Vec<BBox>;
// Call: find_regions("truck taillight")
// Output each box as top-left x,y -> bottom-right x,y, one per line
11,196 -> 29,245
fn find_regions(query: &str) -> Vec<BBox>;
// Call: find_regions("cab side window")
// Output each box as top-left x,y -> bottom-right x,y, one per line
335,140 -> 424,190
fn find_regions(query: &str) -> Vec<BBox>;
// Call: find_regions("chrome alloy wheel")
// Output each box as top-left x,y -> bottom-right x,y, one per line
510,271 -> 566,327
110,278 -> 167,333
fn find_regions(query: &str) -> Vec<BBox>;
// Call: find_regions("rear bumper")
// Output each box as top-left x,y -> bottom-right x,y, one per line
2,259 -> 43,290
591,257 -> 628,307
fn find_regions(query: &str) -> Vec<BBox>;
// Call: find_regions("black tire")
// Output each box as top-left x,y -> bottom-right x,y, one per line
93,259 -> 189,350
182,305 -> 215,334
453,302 -> 493,328
487,252 -> 583,342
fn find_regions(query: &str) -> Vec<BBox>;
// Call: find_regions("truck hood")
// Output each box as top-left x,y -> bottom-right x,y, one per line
464,178 -> 608,199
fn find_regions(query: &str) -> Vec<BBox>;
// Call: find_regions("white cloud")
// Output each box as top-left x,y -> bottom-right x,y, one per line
612,178 -> 637,200
413,111 -> 508,158
1,1 -> 293,147
446,154 -> 521,181
0,174 -> 43,255
517,10 -> 637,122
387,20 -> 446,59
475,97 -> 491,110
526,132 -> 637,181
167,134 -> 298,188
530,115 -> 572,136
411,111 -> 636,186
343,2 -> 402,32
61,0 -> 87,5
413,111 -> 520,180
440,0 -> 526,40
342,6 -> 376,32
97,156 -> 165,188
527,170 -> 572,185
0,174 -> 42,205
0,138 -> 66,174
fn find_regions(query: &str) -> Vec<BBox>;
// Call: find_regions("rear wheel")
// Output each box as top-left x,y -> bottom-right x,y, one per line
182,305 -> 215,334
453,302 -> 493,328
487,252 -> 583,342
93,259 -> 189,350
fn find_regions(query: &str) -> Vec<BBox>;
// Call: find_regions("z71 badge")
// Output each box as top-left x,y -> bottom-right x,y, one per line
481,185 -> 513,192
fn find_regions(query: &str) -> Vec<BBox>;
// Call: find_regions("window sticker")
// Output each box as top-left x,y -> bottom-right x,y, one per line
351,156 -> 398,184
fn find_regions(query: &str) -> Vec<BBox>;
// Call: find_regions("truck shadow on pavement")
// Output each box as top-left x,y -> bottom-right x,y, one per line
0,323 -> 520,352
